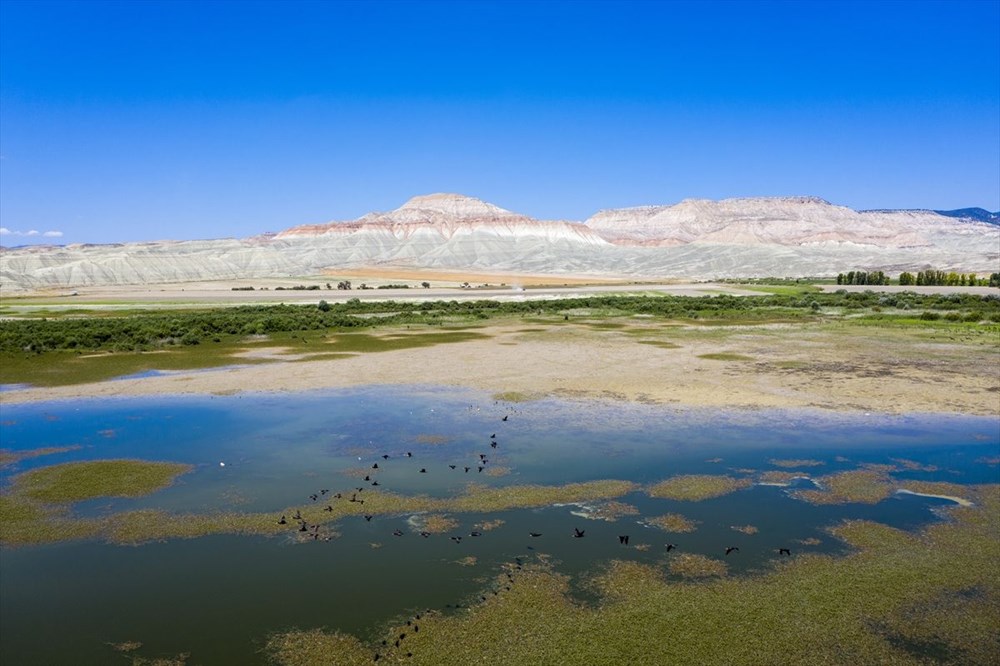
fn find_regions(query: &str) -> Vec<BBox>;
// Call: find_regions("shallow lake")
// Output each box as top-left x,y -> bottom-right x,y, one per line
1,386 -> 997,665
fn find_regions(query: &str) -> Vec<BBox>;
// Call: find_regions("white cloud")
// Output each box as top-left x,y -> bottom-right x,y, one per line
0,227 -> 64,239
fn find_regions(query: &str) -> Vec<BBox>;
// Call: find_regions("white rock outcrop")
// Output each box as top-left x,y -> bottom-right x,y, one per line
2,194 -> 997,291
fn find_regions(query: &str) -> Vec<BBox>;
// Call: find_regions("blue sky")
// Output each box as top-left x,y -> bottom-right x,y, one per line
1,0 -> 998,244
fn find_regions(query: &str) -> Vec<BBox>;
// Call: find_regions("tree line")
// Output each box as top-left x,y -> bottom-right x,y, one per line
838,269 -> 1000,287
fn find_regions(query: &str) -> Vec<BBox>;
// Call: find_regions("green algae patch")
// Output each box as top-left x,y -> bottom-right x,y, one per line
0,468 -> 637,546
13,459 -> 193,503
646,513 -> 700,533
647,474 -> 752,501
0,493 -> 103,545
637,340 -> 681,349
697,352 -> 754,361
412,514 -> 459,534
449,480 -> 637,513
587,500 -> 639,521
758,470 -> 808,485
0,445 -> 83,467
795,469 -> 895,504
668,553 -> 729,579
769,458 -> 825,468
266,629 -> 371,666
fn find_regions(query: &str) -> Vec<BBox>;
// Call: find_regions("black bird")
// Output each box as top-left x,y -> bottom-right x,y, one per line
725,546 -> 739,556
372,480 -> 380,486
299,522 -> 308,532
619,535 -> 630,545
502,415 -> 508,421
470,531 -> 482,537
405,452 -> 413,457
278,515 -> 287,525
399,633 -> 406,640
419,468 -> 427,473
293,510 -> 302,520
310,494 -> 318,501
666,543 -> 677,551
479,453 -> 487,460
393,529 -> 404,537
333,493 -> 342,499
529,532 -> 542,537
779,548 -> 791,556
356,487 -> 365,492
365,515 -> 373,521
420,531 -> 430,538
464,466 -> 471,473
320,489 -> 329,495
478,466 -> 484,473
324,505 -> 333,512
573,528 -> 585,538
350,494 -> 357,502
490,433 -> 496,439
413,625 -> 418,633
364,475 -> 371,481
372,463 -> 379,469
491,441 -> 497,449
374,653 -> 380,662
450,536 -> 463,543
382,454 -> 390,460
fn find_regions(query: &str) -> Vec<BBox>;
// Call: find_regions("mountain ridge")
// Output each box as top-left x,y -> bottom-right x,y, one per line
2,193 -> 998,291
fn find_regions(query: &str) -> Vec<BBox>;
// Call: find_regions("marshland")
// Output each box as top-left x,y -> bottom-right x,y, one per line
1,287 -> 998,664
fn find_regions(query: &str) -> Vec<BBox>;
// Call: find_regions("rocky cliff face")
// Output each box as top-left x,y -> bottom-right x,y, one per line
2,194 -> 997,291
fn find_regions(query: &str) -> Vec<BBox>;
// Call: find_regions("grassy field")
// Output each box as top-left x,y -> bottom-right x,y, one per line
2,290 -> 997,387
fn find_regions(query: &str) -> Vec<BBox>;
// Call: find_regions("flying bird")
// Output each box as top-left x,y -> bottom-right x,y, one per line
726,546 -> 740,556
619,535 -> 630,545
779,548 -> 791,556
573,528 -> 586,538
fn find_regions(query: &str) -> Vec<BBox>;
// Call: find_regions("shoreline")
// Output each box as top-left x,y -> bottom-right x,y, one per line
3,320 -> 998,416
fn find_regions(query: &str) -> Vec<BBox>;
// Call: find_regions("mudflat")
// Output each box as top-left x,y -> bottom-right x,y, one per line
6,319 -> 997,415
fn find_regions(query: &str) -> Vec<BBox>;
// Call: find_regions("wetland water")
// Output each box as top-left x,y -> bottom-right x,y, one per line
1,386 -> 997,665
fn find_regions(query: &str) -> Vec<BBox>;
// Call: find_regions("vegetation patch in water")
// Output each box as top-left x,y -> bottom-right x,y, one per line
587,501 -> 639,521
0,444 -> 83,467
12,459 -> 193,503
413,514 -> 459,534
265,487 -> 1000,666
730,524 -> 759,535
646,513 -> 700,533
757,470 -> 807,485
769,458 -> 824,468
794,469 -> 894,504
668,553 -> 729,578
647,474 -> 752,501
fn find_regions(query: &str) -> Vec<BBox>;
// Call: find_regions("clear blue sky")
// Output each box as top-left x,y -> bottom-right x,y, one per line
1,0 -> 998,244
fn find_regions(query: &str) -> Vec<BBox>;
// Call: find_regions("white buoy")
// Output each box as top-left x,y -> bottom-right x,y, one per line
219,462 -> 225,467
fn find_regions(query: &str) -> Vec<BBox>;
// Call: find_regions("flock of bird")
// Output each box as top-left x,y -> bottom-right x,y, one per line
276,406 -> 796,559
271,404 -> 797,662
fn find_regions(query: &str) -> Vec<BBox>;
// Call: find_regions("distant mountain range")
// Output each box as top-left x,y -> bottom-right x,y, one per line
934,208 -> 1000,224
2,194 -> 998,292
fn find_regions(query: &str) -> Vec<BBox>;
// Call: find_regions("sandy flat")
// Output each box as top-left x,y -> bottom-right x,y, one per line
4,320 -> 998,416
